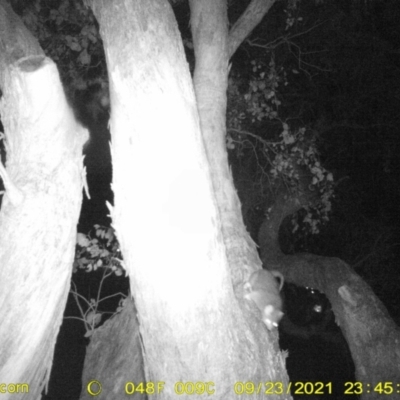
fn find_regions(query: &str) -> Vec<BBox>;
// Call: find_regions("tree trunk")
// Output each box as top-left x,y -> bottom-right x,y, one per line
0,2 -> 88,398
80,297 -> 146,399
189,0 -> 289,384
83,0 -> 289,399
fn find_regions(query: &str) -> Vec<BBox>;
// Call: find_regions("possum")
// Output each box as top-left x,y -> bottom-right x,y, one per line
244,270 -> 284,330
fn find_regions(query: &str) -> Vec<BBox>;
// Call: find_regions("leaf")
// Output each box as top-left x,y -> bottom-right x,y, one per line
115,268 -> 123,277
76,233 -> 90,247
78,48 -> 90,65
100,249 -> 110,258
65,36 -> 81,52
85,311 -> 102,327
84,330 -> 93,338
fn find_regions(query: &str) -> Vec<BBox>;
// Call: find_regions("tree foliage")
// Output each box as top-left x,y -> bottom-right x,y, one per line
68,225 -> 127,337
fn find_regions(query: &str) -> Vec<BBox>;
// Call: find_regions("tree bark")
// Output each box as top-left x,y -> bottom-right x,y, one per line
80,297 -> 146,399
0,2 -> 88,398
85,0 -> 289,398
189,0 -> 290,385
229,0 -> 277,58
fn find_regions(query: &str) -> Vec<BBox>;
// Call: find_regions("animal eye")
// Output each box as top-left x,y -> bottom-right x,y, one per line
313,304 -> 322,313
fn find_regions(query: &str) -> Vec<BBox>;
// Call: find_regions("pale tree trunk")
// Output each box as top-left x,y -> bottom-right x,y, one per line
82,0 -> 290,399
189,0 -> 289,381
0,2 -> 88,398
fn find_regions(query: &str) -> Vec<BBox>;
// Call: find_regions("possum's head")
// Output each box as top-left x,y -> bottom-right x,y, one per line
262,305 -> 284,330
